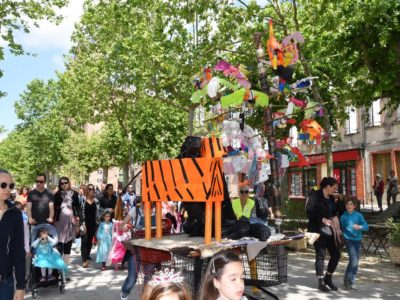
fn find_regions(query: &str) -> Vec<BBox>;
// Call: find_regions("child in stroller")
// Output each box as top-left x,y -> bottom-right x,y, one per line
32,228 -> 68,282
29,224 -> 67,297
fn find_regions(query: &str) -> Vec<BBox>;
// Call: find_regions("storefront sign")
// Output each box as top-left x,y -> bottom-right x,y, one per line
289,149 -> 361,167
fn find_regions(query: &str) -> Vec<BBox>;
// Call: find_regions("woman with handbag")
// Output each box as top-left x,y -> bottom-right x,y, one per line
54,177 -> 82,281
307,177 -> 341,292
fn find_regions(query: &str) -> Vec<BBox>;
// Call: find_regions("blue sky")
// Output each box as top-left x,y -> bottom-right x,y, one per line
0,0 -> 268,140
0,0 -> 83,139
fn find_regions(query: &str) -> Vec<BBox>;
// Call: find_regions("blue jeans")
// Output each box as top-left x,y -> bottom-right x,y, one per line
0,274 -> 14,300
344,239 -> 361,284
121,252 -> 138,295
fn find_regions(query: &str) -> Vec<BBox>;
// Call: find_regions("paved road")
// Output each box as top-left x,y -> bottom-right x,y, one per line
24,247 -> 400,300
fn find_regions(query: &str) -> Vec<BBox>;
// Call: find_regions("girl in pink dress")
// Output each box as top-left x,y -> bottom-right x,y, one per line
107,220 -> 130,270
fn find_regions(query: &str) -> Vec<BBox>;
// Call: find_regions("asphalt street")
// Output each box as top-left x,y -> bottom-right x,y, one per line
24,246 -> 400,300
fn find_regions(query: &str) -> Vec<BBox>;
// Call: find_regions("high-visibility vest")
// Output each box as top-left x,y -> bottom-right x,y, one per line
232,198 -> 255,219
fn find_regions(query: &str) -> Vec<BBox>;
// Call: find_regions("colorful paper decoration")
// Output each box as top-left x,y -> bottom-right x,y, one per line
220,88 -> 269,108
214,60 -> 251,89
266,19 -> 282,70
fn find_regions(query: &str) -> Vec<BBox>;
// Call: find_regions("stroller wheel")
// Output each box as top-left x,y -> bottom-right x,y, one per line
60,284 -> 65,294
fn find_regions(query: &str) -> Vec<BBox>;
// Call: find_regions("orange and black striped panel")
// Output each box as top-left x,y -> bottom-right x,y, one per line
142,157 -> 224,202
200,137 -> 226,158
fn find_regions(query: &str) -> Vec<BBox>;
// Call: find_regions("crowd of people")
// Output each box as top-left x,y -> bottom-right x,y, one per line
0,167 -> 375,300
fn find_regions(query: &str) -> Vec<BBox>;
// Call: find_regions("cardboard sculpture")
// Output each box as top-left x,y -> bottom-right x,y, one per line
142,157 -> 224,245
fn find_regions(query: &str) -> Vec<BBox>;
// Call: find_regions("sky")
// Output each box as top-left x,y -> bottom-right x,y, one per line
0,0 -> 84,139
0,0 -> 269,141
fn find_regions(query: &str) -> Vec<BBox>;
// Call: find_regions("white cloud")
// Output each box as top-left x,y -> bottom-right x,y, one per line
51,54 -> 66,71
16,0 -> 84,52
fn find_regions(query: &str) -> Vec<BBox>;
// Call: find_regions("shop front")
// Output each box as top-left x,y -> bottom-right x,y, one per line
288,149 -> 364,200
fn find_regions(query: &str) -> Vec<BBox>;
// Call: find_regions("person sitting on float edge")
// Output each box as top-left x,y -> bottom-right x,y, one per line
306,177 -> 341,293
0,169 -> 25,300
231,182 -> 255,220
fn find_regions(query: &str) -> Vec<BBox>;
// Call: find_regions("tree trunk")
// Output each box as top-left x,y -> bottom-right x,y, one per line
254,33 -> 282,213
187,105 -> 195,136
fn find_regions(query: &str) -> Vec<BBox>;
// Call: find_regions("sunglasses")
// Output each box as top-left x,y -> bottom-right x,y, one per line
1,182 -> 15,190
36,180 -> 45,184
87,188 -> 94,191
240,190 -> 249,194
60,181 -> 69,185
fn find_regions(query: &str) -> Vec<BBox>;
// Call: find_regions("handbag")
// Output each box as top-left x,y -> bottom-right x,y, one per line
320,225 -> 333,237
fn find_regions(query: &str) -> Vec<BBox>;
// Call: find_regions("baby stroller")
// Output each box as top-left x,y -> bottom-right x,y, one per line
27,223 -> 66,298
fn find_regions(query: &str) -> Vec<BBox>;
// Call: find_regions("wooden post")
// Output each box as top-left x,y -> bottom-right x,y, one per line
214,201 -> 221,242
156,201 -> 162,239
205,201 -> 213,245
144,201 -> 151,240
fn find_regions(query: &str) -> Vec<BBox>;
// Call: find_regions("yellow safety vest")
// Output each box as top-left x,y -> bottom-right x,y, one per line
232,198 -> 255,220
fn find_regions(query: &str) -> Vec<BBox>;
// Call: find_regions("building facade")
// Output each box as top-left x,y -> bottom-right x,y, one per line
288,99 -> 400,203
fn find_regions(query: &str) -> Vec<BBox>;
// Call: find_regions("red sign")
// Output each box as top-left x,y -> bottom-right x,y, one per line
289,149 -> 361,167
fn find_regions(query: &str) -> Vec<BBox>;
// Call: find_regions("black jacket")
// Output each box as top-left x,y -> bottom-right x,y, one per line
307,189 -> 340,233
0,200 -> 25,289
54,190 -> 82,224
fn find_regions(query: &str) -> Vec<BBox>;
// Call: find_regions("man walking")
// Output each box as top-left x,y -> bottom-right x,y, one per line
26,173 -> 54,225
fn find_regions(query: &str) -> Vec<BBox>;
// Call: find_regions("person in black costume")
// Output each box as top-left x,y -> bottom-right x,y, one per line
307,177 -> 340,292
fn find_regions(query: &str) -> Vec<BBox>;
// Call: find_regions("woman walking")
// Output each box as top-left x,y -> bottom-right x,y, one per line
0,169 -> 25,300
307,177 -> 341,292
54,177 -> 82,280
80,184 -> 98,268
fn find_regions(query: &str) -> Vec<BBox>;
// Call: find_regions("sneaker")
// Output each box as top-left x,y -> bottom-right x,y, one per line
343,278 -> 351,290
121,292 -> 128,300
350,284 -> 358,290
101,266 -> 106,271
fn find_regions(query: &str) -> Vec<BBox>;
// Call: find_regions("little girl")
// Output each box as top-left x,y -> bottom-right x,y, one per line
198,250 -> 248,300
96,211 -> 113,270
107,219 -> 130,270
32,228 -> 68,282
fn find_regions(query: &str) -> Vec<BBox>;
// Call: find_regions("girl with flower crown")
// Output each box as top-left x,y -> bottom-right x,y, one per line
141,269 -> 191,300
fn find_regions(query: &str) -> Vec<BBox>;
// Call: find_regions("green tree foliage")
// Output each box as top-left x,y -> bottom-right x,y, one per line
0,0 -> 68,96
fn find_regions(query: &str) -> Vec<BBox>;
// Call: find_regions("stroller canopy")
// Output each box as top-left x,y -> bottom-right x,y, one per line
31,223 -> 59,244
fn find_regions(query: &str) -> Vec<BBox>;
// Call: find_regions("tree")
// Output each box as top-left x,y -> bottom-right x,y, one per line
0,0 -> 68,97
14,79 -> 69,181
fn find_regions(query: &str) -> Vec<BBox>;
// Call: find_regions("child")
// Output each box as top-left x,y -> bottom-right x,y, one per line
32,228 -> 68,282
198,250 -> 248,300
96,211 -> 113,271
340,199 -> 369,290
141,269 -> 191,300
107,220 -> 130,270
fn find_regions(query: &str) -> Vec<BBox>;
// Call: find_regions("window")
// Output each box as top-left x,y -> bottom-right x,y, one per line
288,167 -> 317,197
368,99 -> 382,127
345,106 -> 358,134
289,172 -> 302,197
334,162 -> 357,197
